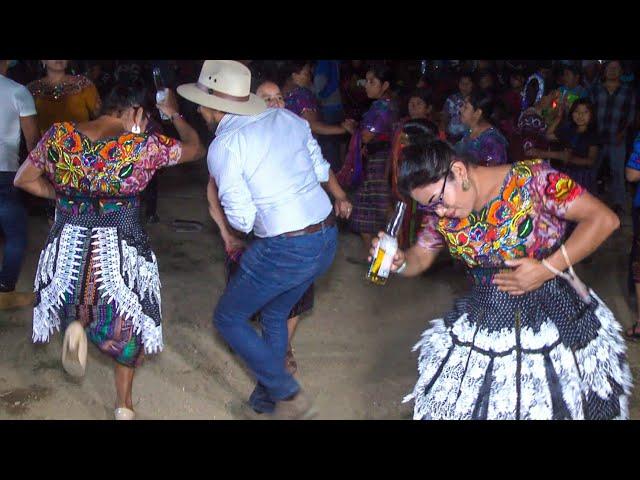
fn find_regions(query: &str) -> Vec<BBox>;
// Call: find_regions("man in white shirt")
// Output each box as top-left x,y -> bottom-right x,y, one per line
0,60 -> 39,309
178,60 -> 344,419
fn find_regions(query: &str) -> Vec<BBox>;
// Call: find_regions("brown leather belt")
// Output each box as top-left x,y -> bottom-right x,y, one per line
281,214 -> 336,238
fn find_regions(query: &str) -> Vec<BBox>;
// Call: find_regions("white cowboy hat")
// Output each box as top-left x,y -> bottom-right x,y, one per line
177,60 -> 266,116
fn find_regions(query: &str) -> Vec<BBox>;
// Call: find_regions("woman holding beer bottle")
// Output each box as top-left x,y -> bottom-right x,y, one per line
372,139 -> 631,420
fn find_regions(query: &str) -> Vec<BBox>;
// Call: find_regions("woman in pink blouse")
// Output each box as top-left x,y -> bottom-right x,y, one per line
14,84 -> 205,420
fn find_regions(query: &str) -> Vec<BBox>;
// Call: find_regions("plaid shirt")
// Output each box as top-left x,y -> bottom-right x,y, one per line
591,82 -> 636,144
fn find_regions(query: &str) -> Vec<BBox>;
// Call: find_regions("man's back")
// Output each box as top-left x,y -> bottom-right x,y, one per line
0,75 -> 36,171
209,108 -> 332,237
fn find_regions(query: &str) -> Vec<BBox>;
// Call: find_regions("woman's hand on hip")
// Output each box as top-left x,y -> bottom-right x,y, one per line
492,257 -> 554,295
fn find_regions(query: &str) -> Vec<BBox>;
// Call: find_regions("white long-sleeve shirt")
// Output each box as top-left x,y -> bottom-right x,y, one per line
207,107 -> 333,238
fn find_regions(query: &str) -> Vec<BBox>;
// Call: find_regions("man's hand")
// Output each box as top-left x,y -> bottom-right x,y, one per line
334,196 -> 353,219
341,118 -> 358,135
220,229 -> 246,254
492,257 -> 554,295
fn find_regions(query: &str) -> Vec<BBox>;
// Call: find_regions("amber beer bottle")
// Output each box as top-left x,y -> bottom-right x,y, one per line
367,201 -> 407,285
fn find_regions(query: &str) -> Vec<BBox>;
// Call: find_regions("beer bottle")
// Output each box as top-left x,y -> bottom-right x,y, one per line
367,201 -> 406,285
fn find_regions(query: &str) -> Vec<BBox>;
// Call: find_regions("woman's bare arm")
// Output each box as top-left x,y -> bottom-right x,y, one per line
542,191 -> 619,273
302,110 -> 347,136
14,161 -> 55,200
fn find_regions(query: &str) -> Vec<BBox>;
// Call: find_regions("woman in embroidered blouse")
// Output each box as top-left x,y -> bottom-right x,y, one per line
28,60 -> 102,135
389,91 -> 440,249
345,62 -> 399,258
390,120 -> 438,249
373,140 -> 631,420
528,98 -> 599,195
455,91 -> 509,166
280,61 -> 355,137
14,84 -> 205,420
442,72 -> 474,144
28,60 -> 103,222
517,75 -> 563,160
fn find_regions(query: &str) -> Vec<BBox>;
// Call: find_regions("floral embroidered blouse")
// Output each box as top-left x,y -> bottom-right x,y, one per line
517,108 -> 549,153
417,160 -> 584,268
455,126 -> 509,166
284,86 -> 318,117
28,75 -> 101,134
27,122 -> 182,198
361,97 -> 397,140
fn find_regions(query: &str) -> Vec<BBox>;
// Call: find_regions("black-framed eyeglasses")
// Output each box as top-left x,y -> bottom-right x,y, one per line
425,163 -> 451,212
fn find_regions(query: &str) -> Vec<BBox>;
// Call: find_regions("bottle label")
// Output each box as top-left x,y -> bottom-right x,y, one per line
377,248 -> 395,278
368,244 -> 396,280
368,245 -> 385,276
156,89 -> 168,102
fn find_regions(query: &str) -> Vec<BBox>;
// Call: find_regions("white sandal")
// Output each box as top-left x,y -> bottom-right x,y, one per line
61,321 -> 87,378
114,407 -> 136,420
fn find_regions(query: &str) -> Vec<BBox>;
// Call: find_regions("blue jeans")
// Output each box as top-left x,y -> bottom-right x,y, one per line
0,172 -> 28,290
214,223 -> 338,412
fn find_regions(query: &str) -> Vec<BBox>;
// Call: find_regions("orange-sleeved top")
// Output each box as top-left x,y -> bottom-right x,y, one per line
28,75 -> 101,134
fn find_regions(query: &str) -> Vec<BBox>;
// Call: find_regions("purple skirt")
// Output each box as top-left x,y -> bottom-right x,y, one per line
349,152 -> 391,234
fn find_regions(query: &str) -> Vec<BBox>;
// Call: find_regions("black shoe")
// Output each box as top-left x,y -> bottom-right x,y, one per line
0,283 -> 15,293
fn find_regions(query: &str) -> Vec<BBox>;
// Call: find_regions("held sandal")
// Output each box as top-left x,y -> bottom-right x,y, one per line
61,321 -> 87,378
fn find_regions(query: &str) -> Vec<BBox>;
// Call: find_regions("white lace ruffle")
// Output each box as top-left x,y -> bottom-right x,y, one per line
92,228 -> 163,354
574,291 -> 633,412
120,240 -> 162,311
32,225 -> 86,343
34,237 -> 58,292
451,314 -> 561,353
32,225 -> 163,355
405,293 -> 632,420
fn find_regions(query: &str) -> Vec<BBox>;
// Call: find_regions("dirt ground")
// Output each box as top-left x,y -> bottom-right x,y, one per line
1,160 -> 639,420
